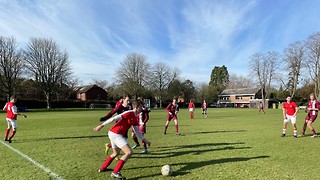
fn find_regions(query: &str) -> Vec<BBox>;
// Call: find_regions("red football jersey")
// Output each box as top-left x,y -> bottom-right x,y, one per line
3,102 -> 17,120
188,102 -> 195,108
109,110 -> 139,136
283,102 -> 298,116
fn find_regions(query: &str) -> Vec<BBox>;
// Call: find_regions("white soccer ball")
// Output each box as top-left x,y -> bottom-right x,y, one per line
161,164 -> 173,176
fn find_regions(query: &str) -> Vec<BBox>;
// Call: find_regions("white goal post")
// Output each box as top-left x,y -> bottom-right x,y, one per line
89,103 -> 112,109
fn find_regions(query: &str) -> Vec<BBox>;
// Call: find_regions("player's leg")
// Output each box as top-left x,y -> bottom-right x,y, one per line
307,117 -> 318,137
174,118 -> 180,135
8,120 -> 17,143
301,118 -> 308,136
292,124 -> 298,138
282,121 -> 288,137
131,130 -> 140,149
291,116 -> 298,138
164,115 -> 171,134
99,132 -> 121,172
111,144 -> 132,179
140,125 -> 148,154
4,118 -> 12,141
204,109 -> 207,118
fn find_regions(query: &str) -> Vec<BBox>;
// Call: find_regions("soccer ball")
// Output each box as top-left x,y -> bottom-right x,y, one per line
161,164 -> 173,176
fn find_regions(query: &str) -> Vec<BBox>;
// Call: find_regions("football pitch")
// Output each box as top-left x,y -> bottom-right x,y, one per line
0,108 -> 319,180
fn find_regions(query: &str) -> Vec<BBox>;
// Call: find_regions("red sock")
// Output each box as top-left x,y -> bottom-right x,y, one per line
164,126 -> 168,134
4,128 -> 10,139
100,156 -> 114,170
312,129 -> 317,135
175,124 -> 179,133
9,130 -> 16,140
107,143 -> 112,148
113,159 -> 126,173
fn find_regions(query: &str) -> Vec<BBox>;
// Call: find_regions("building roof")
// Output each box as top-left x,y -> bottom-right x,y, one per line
78,85 -> 97,93
219,88 -> 260,96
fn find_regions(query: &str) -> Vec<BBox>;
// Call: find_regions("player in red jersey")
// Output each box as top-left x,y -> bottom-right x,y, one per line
282,96 -> 299,138
132,101 -> 150,154
188,100 -> 195,119
301,93 -> 320,137
201,100 -> 207,118
3,96 -> 27,143
94,100 -> 151,179
99,96 -> 131,154
164,98 -> 180,135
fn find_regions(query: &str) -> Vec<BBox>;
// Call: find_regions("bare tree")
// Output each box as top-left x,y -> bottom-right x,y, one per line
24,38 -> 72,108
305,32 -> 320,99
150,63 -> 179,108
0,36 -> 24,100
115,53 -> 151,98
227,74 -> 255,89
283,41 -> 305,98
91,78 -> 108,89
249,51 -> 280,102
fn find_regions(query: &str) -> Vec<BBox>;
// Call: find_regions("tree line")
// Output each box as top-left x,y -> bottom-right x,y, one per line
1,32 -> 320,109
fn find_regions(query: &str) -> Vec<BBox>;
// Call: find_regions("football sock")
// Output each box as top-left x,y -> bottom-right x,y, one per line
100,156 -> 114,170
4,128 -> 10,139
175,124 -> 179,133
113,159 -> 125,173
142,141 -> 147,149
312,129 -> 317,135
133,136 -> 139,145
9,130 -> 16,139
107,143 -> 112,148
293,130 -> 297,136
282,129 -> 286,135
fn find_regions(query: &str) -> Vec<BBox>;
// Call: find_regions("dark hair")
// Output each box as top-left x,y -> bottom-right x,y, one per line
132,100 -> 142,109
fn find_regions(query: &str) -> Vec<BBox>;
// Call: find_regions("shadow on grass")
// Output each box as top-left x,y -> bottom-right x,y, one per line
19,135 -> 106,143
132,142 -> 249,159
155,142 -> 246,150
128,155 -> 270,179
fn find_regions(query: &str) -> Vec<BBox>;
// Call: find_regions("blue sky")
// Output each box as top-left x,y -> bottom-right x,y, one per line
1,0 -> 320,85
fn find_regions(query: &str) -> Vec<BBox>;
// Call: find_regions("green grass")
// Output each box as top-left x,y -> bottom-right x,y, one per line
0,108 -> 319,179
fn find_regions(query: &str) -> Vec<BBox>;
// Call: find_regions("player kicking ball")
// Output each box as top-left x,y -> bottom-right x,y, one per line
94,100 -> 151,179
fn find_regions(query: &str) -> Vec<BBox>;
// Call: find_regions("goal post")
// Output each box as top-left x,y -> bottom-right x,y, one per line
144,99 -> 151,109
89,103 -> 112,109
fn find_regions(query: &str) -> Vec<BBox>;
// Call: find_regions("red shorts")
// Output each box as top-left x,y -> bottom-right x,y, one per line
167,114 -> 177,121
306,114 -> 317,122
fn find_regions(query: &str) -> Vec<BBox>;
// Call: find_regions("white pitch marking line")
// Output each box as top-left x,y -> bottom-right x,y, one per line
0,141 -> 64,180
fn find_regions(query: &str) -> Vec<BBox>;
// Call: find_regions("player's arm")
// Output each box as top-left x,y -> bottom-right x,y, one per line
94,114 -> 122,131
100,106 -> 120,121
282,107 -> 286,119
132,126 -> 151,146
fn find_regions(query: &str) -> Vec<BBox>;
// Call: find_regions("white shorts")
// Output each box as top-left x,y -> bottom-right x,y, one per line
284,115 -> 296,124
6,118 -> 17,129
108,131 -> 128,149
189,108 -> 194,112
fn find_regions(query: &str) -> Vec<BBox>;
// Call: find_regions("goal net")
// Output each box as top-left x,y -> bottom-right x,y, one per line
89,103 -> 112,109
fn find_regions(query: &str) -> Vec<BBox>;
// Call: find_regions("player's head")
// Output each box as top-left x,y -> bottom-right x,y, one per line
172,98 -> 176,104
132,99 -> 143,113
10,96 -> 16,103
286,96 -> 292,102
310,93 -> 315,100
123,95 -> 130,105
